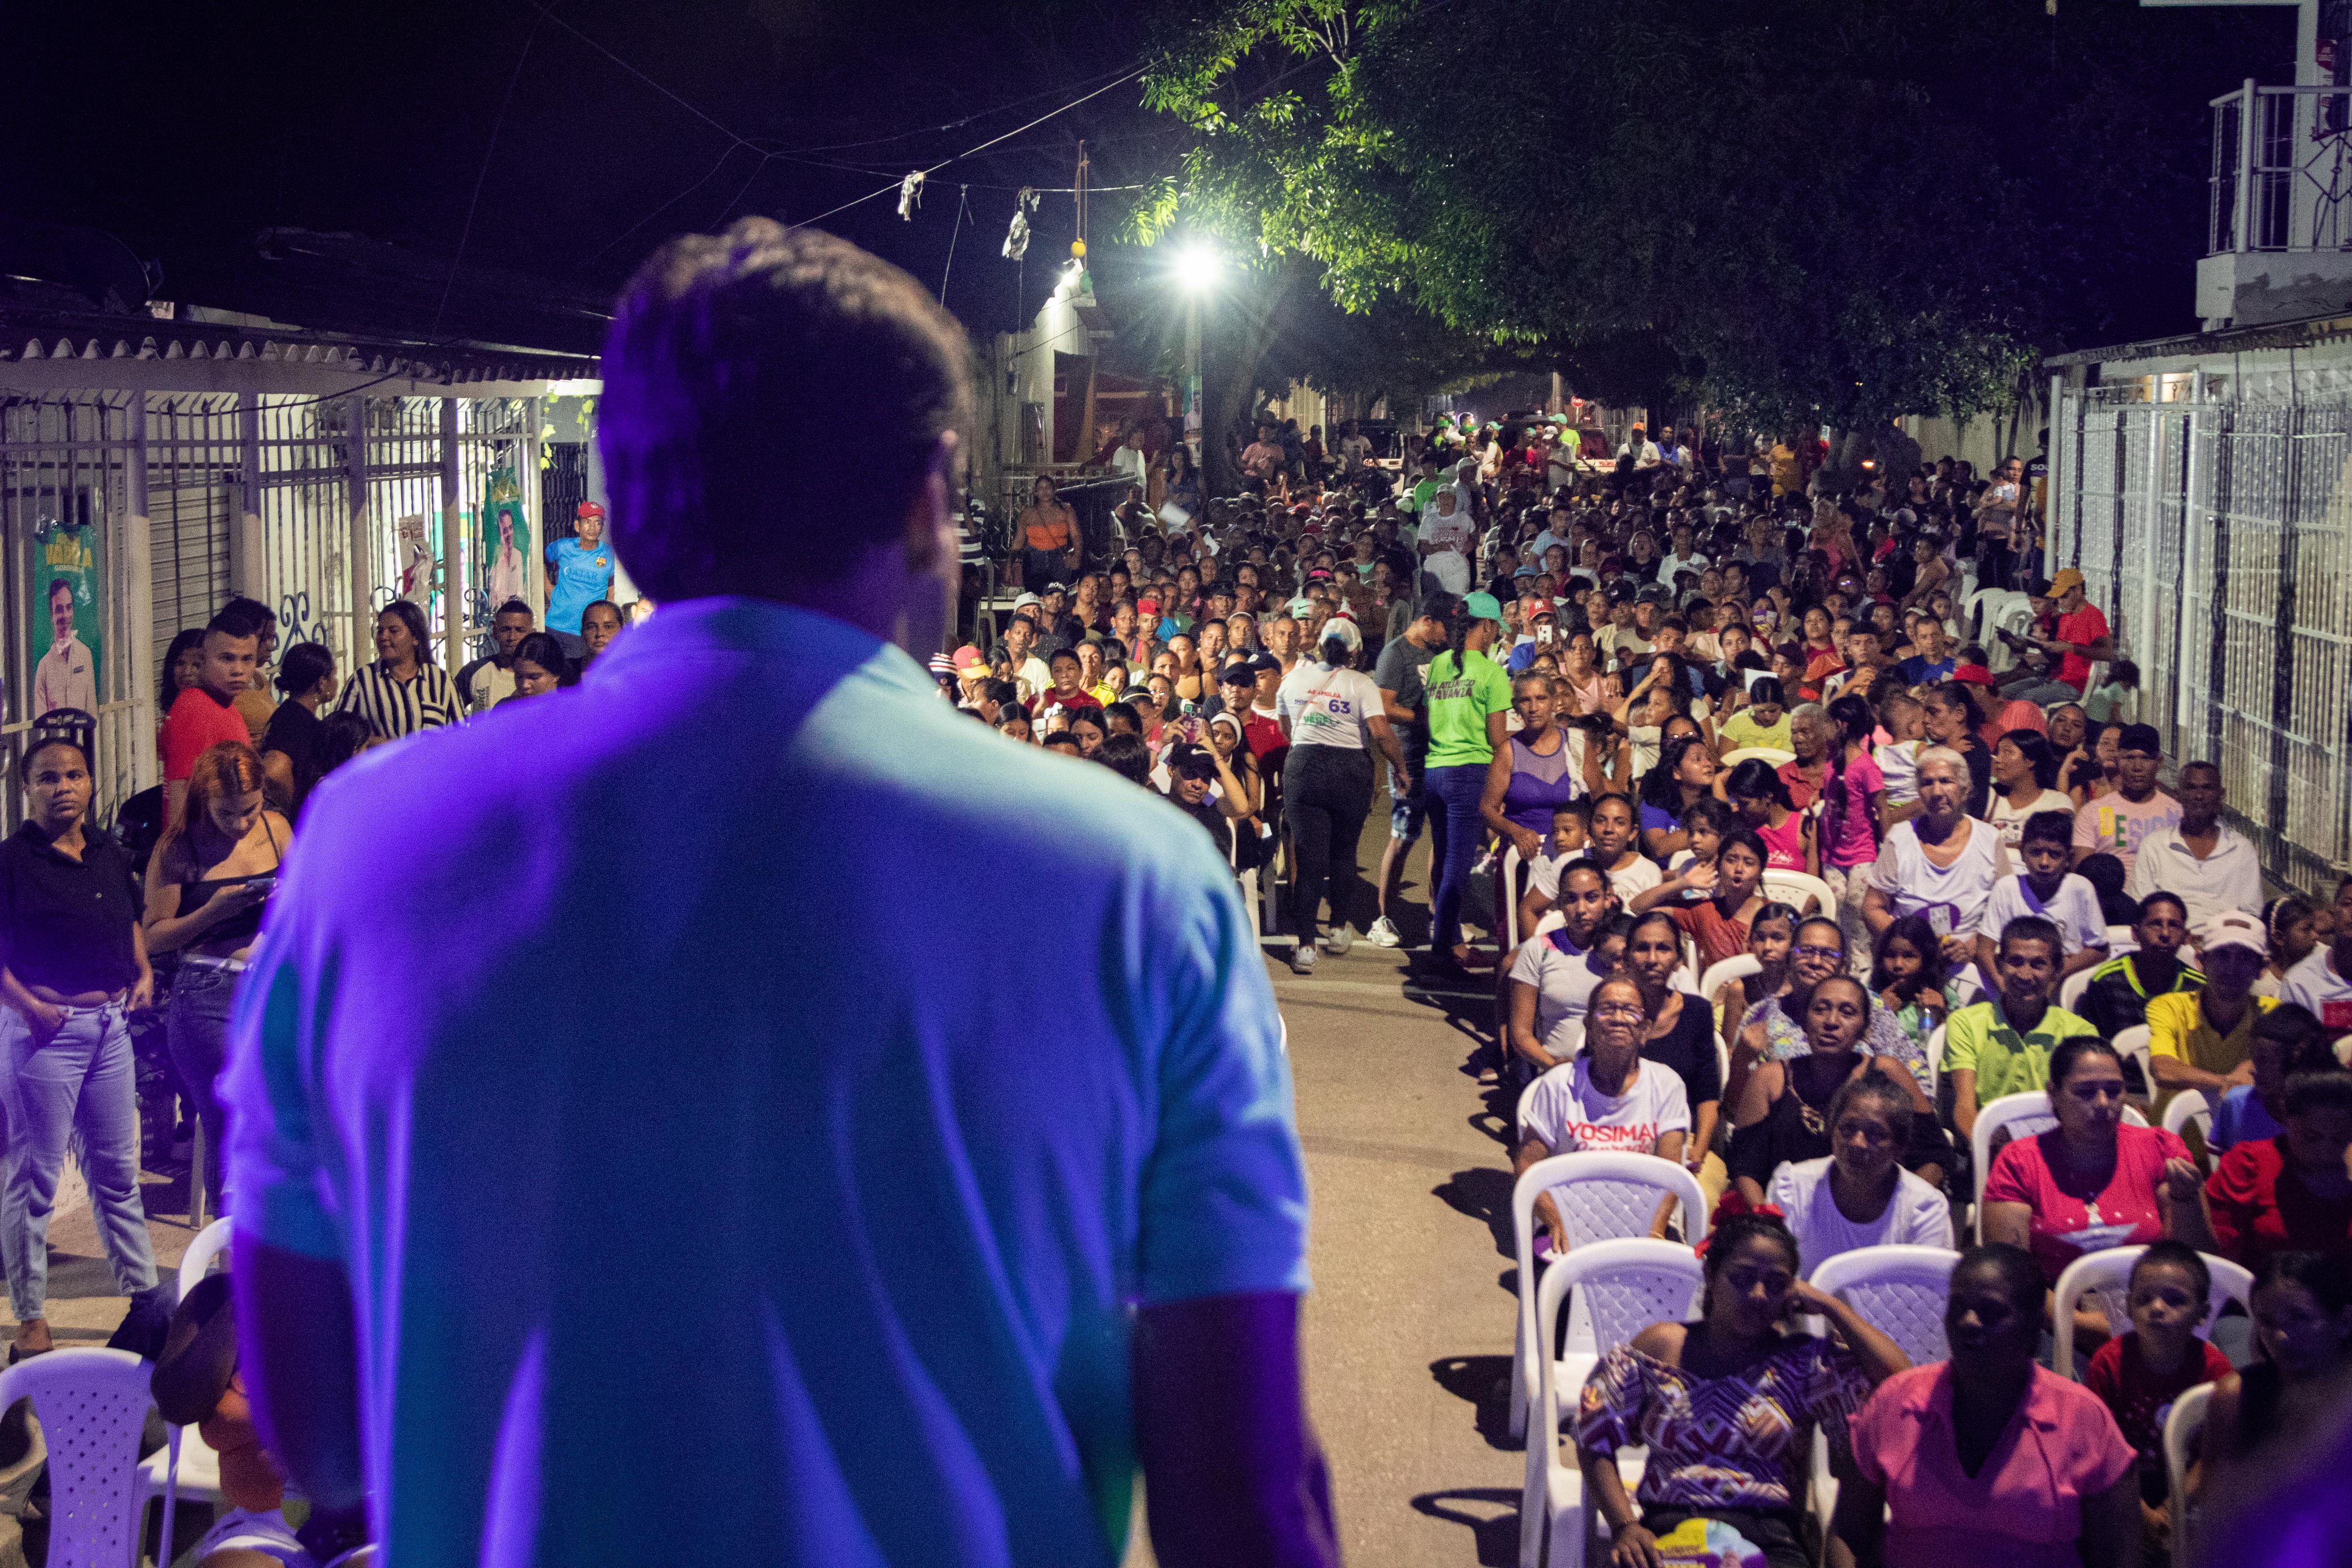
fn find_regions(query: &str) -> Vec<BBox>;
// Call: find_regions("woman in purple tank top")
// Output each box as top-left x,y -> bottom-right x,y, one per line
1481,671 -> 1586,868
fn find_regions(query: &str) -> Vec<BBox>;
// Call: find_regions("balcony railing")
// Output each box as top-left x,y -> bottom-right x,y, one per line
2210,80 -> 2352,254
2201,80 -> 2352,255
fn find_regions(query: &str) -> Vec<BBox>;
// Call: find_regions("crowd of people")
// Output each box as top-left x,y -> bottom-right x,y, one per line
965,406 -> 2352,1566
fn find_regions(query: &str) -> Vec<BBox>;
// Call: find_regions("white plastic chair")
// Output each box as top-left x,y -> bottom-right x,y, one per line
1520,1239 -> 1704,1568
1922,1023 -> 1947,1100
1971,1091 -> 2147,1241
1507,1153 -> 1708,1443
2164,1088 -> 2213,1144
137,1218 -> 237,1560
2165,1381 -> 2213,1567
1504,843 -> 1525,951
2105,924 -> 2139,955
1804,1245 -> 1962,1543
2114,1024 -> 2154,1102
1697,954 -> 1761,1006
1760,869 -> 1833,919
1719,746 -> 1795,769
0,1348 -> 152,1568
2058,965 -> 2095,1015
2051,1245 -> 2253,1379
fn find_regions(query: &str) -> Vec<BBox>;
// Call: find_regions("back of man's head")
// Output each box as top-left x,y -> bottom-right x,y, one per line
600,218 -> 972,601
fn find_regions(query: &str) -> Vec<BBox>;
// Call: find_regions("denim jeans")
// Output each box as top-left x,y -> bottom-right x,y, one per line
167,962 -> 238,1209
0,1000 -> 157,1320
1424,763 -> 1489,954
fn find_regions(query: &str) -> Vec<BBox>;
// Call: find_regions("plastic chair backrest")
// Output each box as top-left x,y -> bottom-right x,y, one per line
2105,924 -> 2139,955
1697,954 -> 1762,1004
1513,1154 -> 1707,1365
2163,1088 -> 2212,1141
1971,1091 -> 2148,1241
1924,1024 -> 1947,1098
1761,869 -> 1835,919
2113,1024 -> 2155,1098
2058,966 -> 2095,1015
1503,843 -> 1524,951
2052,1245 -> 2253,1378
179,1216 -> 232,1305
0,1348 -> 150,1567
1809,1245 -> 1961,1368
2165,1382 -> 2214,1565
1533,1239 -> 1703,1450
1532,910 -> 1566,943
1720,747 -> 1796,769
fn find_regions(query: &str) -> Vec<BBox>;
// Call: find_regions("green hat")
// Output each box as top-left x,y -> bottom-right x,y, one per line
1463,591 -> 1503,623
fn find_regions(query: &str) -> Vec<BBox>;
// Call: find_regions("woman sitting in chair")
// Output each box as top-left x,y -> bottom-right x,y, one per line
1981,1037 -> 2217,1353
1729,917 -> 1929,1106
1576,1212 -> 1912,1568
1513,972 -> 1689,1257
1835,1243 -> 2141,1568
1729,975 -> 1947,1207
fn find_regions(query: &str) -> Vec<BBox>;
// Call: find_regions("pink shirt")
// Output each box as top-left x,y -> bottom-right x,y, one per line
1981,1123 -> 2194,1285
1849,1363 -> 2135,1568
1824,750 -> 1885,869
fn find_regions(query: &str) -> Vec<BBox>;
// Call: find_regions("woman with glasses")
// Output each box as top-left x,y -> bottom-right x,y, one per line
1729,975 -> 1944,1207
1512,973 -> 1692,1254
1982,1037 -> 2216,1352
1730,916 -> 1925,1106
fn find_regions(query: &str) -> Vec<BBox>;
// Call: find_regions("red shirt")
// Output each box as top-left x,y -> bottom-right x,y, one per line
2206,1135 -> 2352,1268
1777,759 -> 1827,811
1668,900 -> 1750,969
2056,605 -> 2110,692
158,685 -> 253,782
2083,1332 -> 2232,1462
1982,1123 -> 2195,1284
1242,712 -> 1287,768
1041,688 -> 1102,713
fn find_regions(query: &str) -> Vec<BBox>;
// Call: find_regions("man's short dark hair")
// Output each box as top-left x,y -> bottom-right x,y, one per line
1096,731 -> 1153,784
599,218 -> 972,600
495,599 -> 534,622
204,606 -> 261,642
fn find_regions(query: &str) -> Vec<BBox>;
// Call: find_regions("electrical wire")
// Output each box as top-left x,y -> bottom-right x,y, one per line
751,60 -> 1148,158
939,186 -> 970,305
433,10 -> 544,341
796,64 -> 1148,229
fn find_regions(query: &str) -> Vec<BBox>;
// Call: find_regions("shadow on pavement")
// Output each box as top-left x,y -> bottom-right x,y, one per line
1408,1485 -> 1521,1566
1433,1167 -> 1515,1260
1429,1354 -> 1520,1452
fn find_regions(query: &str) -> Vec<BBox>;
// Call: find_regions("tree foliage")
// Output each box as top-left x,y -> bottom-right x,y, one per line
1136,0 -> 2228,428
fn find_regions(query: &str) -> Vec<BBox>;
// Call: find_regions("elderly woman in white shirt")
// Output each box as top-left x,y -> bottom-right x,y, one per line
1862,744 -> 2009,976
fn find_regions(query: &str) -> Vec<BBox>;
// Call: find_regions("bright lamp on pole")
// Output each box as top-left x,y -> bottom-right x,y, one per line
1174,245 -> 1223,295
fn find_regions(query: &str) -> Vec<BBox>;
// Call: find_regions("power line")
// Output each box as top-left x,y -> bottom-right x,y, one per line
798,64 -> 1148,229
434,10 -> 545,341
751,60 -> 1148,158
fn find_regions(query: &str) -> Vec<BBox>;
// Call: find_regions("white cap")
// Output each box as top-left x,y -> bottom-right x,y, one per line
2195,909 -> 2268,959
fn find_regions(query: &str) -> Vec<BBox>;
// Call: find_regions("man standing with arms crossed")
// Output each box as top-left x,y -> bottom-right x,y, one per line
1368,601 -> 1449,948
224,221 -> 1333,1568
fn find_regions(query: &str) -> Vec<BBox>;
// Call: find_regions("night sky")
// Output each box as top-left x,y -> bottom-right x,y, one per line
0,0 -> 2302,357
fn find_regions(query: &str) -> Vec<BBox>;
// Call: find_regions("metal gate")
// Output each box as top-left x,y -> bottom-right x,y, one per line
2052,383 -> 2352,896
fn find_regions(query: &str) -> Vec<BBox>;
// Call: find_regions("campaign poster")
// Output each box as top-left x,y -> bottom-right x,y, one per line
32,516 -> 101,720
480,468 -> 530,615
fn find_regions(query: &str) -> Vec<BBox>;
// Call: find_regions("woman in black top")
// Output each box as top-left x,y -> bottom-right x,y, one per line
0,726 -> 160,1354
259,640 -> 337,814
144,739 -> 291,1214
1728,974 -> 1948,1205
1624,909 -> 1727,1206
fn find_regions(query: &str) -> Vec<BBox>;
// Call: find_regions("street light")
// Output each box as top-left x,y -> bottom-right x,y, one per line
1174,244 -> 1223,295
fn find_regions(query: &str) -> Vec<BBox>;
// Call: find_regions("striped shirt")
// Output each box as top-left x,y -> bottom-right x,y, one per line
338,660 -> 461,740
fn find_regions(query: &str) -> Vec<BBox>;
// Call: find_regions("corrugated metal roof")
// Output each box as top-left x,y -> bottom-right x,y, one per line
2045,311 -> 2352,367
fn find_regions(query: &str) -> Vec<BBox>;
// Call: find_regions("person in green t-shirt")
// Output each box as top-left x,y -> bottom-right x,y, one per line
1424,591 -> 1515,971
1943,916 -> 2098,1140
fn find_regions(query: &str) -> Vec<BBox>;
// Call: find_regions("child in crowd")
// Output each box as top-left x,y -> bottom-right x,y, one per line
1871,689 -> 1924,809
1868,914 -> 1949,1095
2211,1003 -> 2334,1155
2084,657 -> 2141,725
2083,1241 -> 2232,1558
2197,1252 -> 2352,1529
1975,807 -> 2109,993
1546,800 -> 1590,862
2254,895 -> 2323,1000
1666,796 -> 1737,880
2077,850 -> 2141,928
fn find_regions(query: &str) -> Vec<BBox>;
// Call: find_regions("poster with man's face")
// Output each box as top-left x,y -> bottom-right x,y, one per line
32,517 -> 100,720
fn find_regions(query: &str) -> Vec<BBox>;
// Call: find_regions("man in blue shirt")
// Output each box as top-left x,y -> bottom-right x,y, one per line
225,220 -> 1330,1568
543,501 -> 617,655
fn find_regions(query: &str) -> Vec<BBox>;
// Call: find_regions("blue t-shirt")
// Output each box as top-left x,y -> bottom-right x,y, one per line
222,599 -> 1307,1568
1898,656 -> 1956,687
544,537 -> 616,633
2211,1084 -> 2285,1153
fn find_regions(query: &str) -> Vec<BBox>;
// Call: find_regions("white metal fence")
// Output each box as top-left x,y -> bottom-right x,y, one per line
2052,382 -> 2352,897
0,391 -> 551,828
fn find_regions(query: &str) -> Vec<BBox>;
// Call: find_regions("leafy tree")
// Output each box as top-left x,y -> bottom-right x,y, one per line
1137,0 -> 2250,435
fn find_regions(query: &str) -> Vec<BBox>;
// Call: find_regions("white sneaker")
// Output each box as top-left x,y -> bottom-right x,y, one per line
1364,916 -> 1403,948
1289,942 -> 1318,974
1323,924 -> 1355,957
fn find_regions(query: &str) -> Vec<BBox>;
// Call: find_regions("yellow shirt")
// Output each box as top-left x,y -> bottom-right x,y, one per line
2145,989 -> 2273,1097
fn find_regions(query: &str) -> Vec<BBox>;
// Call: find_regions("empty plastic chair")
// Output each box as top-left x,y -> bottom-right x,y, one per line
0,1348 -> 151,1568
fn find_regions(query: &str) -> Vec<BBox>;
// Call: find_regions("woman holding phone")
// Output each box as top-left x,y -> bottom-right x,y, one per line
143,739 -> 292,1208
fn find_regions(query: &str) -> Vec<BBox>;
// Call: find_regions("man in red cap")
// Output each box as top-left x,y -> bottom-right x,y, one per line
544,501 -> 618,659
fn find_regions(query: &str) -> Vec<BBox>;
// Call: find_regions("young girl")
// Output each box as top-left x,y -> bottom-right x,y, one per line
2198,1252 -> 2352,1520
1724,757 -> 1817,876
1633,826 -> 1770,970
1821,694 -> 1886,956
2255,896 -> 2321,1000
1868,915 -> 1949,1097
1667,796 -> 1739,880
1713,901 -> 1800,1047
2084,657 -> 2141,725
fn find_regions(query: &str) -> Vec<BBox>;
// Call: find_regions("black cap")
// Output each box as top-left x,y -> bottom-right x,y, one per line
1218,661 -> 1256,687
